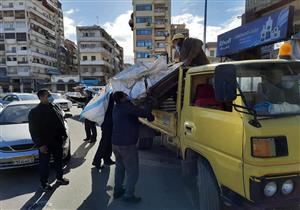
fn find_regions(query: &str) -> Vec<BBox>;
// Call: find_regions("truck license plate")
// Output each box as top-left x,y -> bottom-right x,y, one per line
13,156 -> 34,165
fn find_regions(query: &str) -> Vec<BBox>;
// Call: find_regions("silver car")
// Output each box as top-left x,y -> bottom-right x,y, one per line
0,100 -> 71,169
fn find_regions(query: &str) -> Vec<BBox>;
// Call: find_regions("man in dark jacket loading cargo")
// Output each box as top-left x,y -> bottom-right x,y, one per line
112,91 -> 154,203
172,33 -> 210,67
28,89 -> 69,191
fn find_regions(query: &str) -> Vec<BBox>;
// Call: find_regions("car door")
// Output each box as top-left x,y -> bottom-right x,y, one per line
181,72 -> 245,196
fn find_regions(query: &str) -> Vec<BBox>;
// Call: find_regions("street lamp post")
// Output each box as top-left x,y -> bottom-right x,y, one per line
203,0 -> 207,52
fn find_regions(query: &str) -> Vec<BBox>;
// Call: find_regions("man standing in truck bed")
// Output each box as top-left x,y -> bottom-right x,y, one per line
172,33 -> 210,67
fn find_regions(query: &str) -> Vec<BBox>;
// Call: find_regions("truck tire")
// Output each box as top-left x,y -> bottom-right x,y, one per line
138,137 -> 153,150
197,158 -> 220,210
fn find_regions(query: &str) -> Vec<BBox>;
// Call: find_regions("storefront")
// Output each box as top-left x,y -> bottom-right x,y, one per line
217,6 -> 295,60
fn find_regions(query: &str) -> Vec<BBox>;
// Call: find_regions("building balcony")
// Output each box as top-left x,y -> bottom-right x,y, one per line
154,23 -> 166,28
6,50 -> 17,55
17,50 -> 28,55
80,71 -> 105,77
32,51 -> 57,61
30,19 -> 56,36
29,7 -> 56,25
6,61 -> 18,66
155,35 -> 166,41
5,39 -> 16,44
154,47 -> 167,52
3,16 -> 15,21
80,60 -> 113,68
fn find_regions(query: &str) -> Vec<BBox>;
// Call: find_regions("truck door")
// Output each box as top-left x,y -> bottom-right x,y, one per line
181,72 -> 245,197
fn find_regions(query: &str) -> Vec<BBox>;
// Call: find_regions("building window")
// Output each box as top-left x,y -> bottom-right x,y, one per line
4,22 -> 14,31
136,4 -> 152,11
136,40 -> 152,47
0,44 -> 5,51
16,21 -> 26,29
209,50 -> 215,57
15,11 -> 25,19
155,30 -> 166,36
82,56 -> 87,61
82,32 -> 95,37
16,33 -> 27,41
7,56 -> 17,61
136,16 -> 152,24
91,56 -> 96,61
0,34 -> 4,41
5,33 -> 15,39
156,42 -> 165,48
20,46 -> 27,50
136,28 -> 152,35
136,52 -> 151,58
3,11 -> 14,17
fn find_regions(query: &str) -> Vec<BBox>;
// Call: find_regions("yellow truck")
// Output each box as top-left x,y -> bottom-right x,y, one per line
140,59 -> 300,209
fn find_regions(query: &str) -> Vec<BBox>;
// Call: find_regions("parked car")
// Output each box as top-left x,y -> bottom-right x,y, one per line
0,103 -> 3,112
0,100 -> 71,169
52,93 -> 73,112
0,93 -> 38,106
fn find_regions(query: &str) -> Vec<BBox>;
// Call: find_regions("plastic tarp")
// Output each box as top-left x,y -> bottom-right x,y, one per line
80,86 -> 112,125
111,57 -> 182,99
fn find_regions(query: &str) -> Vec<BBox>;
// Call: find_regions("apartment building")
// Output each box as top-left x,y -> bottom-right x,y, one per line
0,0 -> 65,92
77,25 -> 124,85
62,39 -> 78,75
130,0 -> 171,63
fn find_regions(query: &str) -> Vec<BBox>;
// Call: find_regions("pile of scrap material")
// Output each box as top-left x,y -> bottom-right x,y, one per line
111,57 -> 182,101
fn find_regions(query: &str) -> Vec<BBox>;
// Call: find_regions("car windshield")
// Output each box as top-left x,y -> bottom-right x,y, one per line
237,62 -> 300,116
52,93 -> 63,99
0,104 -> 36,124
19,94 -> 38,100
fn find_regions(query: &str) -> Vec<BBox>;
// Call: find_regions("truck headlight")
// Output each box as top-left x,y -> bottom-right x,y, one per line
264,182 -> 277,197
251,136 -> 288,158
282,180 -> 294,195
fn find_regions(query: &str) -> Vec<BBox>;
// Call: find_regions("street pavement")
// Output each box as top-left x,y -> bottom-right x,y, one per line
0,107 -> 198,210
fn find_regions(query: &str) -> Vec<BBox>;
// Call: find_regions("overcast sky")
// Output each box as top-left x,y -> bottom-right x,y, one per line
60,0 -> 245,63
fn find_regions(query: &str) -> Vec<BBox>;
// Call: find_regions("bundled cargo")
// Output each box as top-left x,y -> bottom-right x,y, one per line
111,57 -> 182,100
80,87 -> 112,125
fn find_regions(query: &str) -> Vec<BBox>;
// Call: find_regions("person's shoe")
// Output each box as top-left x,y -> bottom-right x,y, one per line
56,178 -> 70,185
83,138 -> 90,142
113,188 -> 125,199
40,183 -> 53,192
123,196 -> 142,203
89,139 -> 96,143
92,161 -> 104,169
104,159 -> 115,166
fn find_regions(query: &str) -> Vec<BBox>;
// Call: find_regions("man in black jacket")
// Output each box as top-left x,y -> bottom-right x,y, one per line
83,89 -> 97,143
112,91 -> 154,203
28,89 -> 69,191
92,93 -> 115,169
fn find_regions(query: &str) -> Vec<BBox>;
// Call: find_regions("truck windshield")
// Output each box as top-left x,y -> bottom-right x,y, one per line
236,62 -> 300,116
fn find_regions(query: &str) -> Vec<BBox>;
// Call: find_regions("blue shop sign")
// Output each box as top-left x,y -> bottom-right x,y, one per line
217,7 -> 293,57
46,68 -> 61,75
80,80 -> 100,86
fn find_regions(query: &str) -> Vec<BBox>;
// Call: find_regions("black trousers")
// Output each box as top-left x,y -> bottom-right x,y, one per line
93,126 -> 113,165
39,144 -> 63,186
85,119 -> 97,140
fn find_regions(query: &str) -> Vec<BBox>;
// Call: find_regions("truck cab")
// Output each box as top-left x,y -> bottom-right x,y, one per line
141,59 -> 300,209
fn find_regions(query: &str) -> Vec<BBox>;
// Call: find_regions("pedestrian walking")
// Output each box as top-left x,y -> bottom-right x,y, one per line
92,93 -> 115,169
172,33 -> 210,67
112,91 -> 154,203
83,89 -> 97,143
28,89 -> 69,192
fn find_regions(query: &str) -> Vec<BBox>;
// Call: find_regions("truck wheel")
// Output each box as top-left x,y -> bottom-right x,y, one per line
197,158 -> 220,210
138,137 -> 153,150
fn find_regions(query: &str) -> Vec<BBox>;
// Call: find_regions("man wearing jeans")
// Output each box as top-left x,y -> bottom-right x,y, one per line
112,91 -> 154,203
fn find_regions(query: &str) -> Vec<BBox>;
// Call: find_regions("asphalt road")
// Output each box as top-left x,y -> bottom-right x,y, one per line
0,107 -> 198,210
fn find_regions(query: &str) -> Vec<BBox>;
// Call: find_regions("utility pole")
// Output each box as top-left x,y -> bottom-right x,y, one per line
203,0 -> 207,52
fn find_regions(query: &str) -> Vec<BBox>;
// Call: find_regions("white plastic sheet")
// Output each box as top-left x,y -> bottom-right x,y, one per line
80,87 -> 112,125
111,57 -> 182,99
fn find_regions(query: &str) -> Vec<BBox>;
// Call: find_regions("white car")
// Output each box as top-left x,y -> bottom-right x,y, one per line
52,93 -> 73,112
0,100 -> 71,169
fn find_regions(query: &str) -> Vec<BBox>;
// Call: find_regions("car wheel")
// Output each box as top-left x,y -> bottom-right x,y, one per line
138,137 -> 153,150
197,158 -> 220,210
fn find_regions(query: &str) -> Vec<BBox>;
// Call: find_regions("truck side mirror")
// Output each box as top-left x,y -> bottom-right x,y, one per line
214,64 -> 237,102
